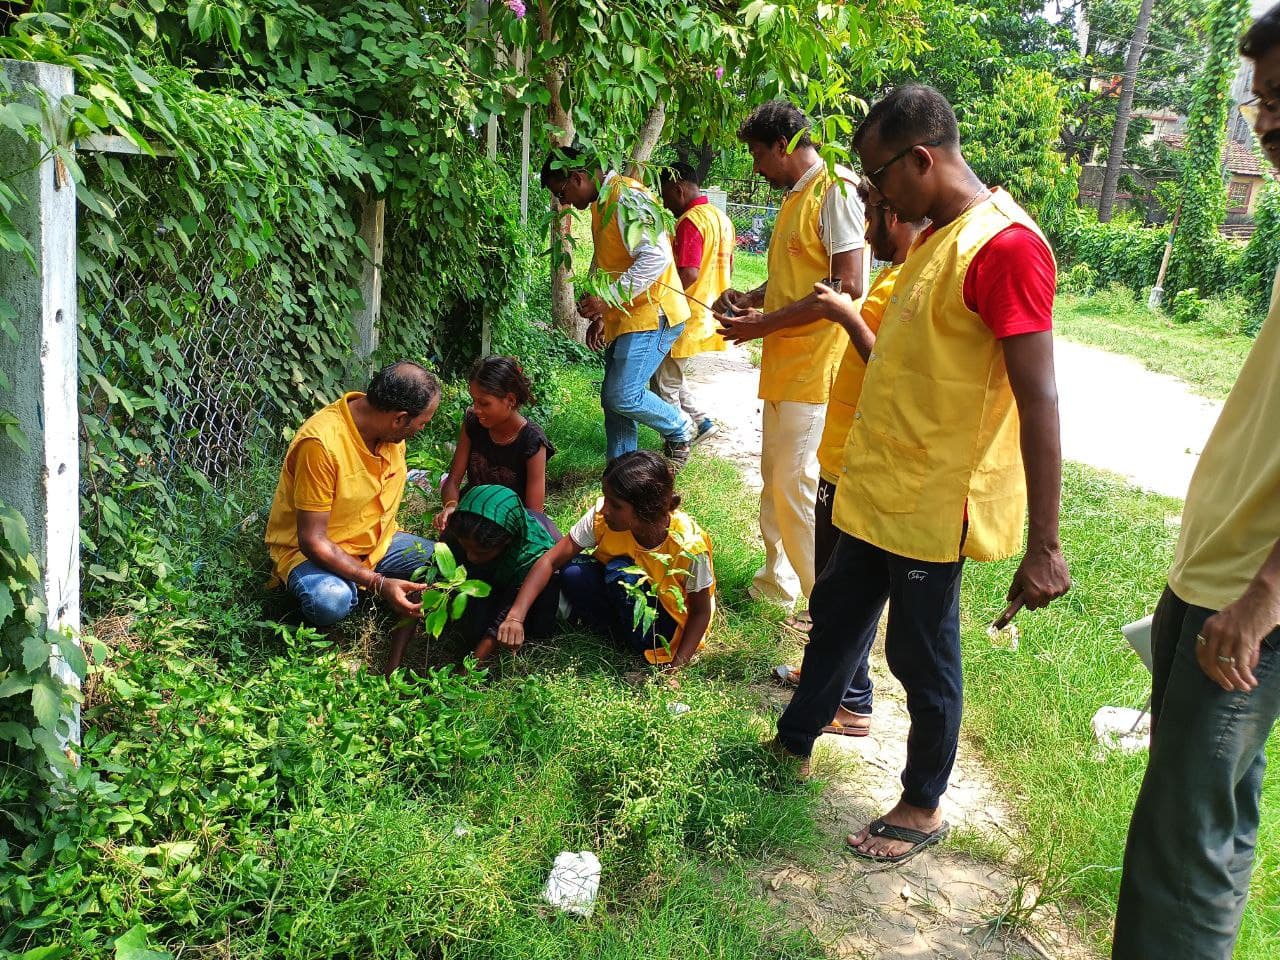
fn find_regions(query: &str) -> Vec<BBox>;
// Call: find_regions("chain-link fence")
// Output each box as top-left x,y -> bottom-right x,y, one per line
725,201 -> 777,256
76,154 -> 365,579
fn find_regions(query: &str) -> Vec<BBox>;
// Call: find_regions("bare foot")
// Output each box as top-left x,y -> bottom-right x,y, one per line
472,633 -> 498,663
847,800 -> 943,859
384,622 -> 416,676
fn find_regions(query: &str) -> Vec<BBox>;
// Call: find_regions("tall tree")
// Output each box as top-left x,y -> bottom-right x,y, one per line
484,0 -> 926,336
1167,0 -> 1250,293
1097,0 -> 1155,221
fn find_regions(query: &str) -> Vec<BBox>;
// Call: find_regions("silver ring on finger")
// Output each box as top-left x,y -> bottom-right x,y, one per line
1196,633 -> 1209,647
1216,654 -> 1237,664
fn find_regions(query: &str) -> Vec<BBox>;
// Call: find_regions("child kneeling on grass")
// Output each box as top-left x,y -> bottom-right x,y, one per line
497,450 -> 715,668
444,485 -> 561,663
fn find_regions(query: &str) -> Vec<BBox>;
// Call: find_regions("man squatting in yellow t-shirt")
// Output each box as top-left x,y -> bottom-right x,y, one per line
715,100 -> 866,617
264,361 -> 441,675
771,87 -> 1071,864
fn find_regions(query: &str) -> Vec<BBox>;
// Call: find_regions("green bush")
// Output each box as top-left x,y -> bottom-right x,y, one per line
1060,262 -> 1098,296
1055,213 -> 1169,293
1171,287 -> 1211,325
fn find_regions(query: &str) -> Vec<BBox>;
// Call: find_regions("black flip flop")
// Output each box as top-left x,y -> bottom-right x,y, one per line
846,818 -> 950,864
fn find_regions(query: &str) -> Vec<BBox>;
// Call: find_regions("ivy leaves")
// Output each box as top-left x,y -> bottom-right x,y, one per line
0,501 -> 89,780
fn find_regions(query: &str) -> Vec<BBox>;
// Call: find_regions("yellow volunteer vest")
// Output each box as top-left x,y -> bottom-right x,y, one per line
591,505 -> 716,664
1169,266 -> 1280,610
833,190 -> 1053,563
590,173 -> 691,343
760,165 -> 858,404
265,392 -> 406,583
671,201 -> 734,359
816,264 -> 900,484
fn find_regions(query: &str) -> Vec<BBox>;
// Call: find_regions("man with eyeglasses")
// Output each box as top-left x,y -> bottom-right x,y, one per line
539,146 -> 695,468
1112,7 -> 1280,957
771,85 -> 1070,866
713,100 -> 866,626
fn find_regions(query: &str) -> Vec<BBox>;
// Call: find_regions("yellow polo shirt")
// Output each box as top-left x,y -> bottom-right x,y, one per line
1169,267 -> 1280,610
264,392 -> 406,583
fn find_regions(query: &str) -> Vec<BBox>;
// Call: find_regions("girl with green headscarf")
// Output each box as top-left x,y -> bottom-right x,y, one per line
444,485 -> 561,662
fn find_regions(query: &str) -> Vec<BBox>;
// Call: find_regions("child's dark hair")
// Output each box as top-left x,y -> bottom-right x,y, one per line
469,355 -> 532,406
445,509 -> 513,554
602,450 -> 681,524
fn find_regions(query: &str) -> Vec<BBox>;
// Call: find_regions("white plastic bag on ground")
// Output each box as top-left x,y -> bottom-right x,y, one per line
542,851 -> 601,917
1091,706 -> 1150,756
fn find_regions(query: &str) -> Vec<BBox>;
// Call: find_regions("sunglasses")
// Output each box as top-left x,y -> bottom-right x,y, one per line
864,139 -> 942,188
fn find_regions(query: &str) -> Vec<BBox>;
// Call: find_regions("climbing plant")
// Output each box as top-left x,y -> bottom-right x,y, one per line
1167,0 -> 1252,295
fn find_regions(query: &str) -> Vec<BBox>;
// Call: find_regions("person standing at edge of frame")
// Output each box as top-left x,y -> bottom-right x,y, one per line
653,161 -> 736,445
713,101 -> 866,630
772,85 -> 1070,867
540,146 -> 696,470
1112,7 -> 1280,957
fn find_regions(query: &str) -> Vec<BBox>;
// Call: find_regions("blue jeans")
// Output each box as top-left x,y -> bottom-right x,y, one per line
286,531 -> 435,627
1112,586 -> 1280,959
560,556 -> 679,659
777,532 -> 964,809
602,314 -> 692,461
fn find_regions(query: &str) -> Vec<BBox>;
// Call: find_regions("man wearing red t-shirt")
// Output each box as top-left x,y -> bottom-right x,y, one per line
653,164 -> 736,443
774,85 -> 1070,867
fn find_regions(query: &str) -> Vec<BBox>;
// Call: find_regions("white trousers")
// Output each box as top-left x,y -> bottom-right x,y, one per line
650,354 -> 709,427
752,398 -> 824,605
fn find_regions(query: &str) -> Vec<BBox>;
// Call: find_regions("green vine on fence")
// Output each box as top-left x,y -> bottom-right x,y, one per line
1167,0 -> 1251,295
0,499 -> 91,812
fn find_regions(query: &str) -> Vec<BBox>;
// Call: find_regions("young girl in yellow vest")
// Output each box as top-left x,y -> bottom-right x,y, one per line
495,450 -> 715,667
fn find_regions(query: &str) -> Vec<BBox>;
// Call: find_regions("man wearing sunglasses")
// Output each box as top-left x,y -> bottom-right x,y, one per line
713,100 -> 866,623
1113,7 -> 1280,956
772,85 -> 1070,865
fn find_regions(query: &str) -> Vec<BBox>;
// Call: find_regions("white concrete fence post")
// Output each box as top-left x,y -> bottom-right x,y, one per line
0,58 -> 82,746
354,194 -> 385,364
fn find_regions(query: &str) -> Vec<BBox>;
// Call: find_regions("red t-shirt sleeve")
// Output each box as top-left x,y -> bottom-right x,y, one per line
672,218 -> 705,271
963,224 -> 1056,338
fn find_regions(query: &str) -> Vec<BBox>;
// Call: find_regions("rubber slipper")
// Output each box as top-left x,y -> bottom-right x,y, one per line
772,664 -> 802,686
781,612 -> 812,636
846,818 -> 950,864
821,715 -> 871,737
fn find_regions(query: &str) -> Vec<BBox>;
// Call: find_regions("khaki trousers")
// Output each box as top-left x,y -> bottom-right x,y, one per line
752,398 -> 824,605
650,354 -> 709,427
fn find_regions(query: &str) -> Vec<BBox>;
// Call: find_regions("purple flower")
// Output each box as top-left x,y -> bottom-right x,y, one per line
505,0 -> 526,17
715,66 -> 724,80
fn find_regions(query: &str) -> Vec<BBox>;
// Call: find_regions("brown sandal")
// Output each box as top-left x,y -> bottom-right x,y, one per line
821,715 -> 872,737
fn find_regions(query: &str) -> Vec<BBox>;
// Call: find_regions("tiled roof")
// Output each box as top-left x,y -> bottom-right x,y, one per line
1159,134 -> 1265,176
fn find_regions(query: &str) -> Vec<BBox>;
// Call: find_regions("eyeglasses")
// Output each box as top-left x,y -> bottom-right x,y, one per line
1240,94 -> 1280,128
864,139 -> 942,188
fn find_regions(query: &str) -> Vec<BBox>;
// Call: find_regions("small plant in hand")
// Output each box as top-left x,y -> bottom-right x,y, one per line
408,542 -> 492,641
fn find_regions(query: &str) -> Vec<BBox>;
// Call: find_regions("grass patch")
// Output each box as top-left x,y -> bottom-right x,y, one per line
960,462 -> 1280,956
8,364 -> 823,959
733,250 -> 768,293
1054,286 -> 1254,400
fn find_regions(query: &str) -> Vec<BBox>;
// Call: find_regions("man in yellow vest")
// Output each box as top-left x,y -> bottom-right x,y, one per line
652,162 -> 736,444
539,147 -> 695,468
773,86 -> 1071,864
714,100 -> 866,616
264,361 -> 442,674
1113,9 -> 1280,955
774,182 -> 927,740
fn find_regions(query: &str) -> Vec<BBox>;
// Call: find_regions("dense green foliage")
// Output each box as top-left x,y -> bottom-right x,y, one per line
959,66 -> 1080,235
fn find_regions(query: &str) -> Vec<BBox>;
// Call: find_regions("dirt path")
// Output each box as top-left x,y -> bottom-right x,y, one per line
684,345 -> 1098,959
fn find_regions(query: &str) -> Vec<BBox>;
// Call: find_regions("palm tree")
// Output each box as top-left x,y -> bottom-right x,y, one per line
1098,0 -> 1156,222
